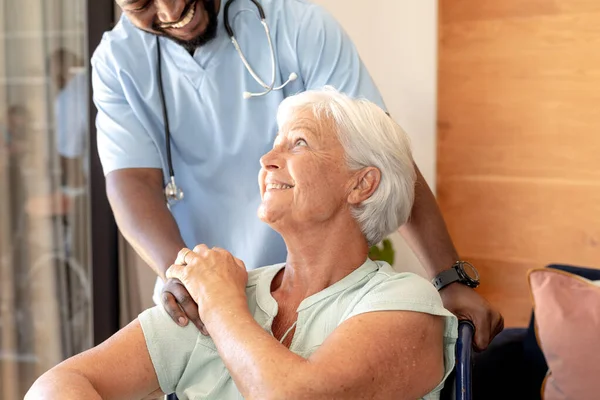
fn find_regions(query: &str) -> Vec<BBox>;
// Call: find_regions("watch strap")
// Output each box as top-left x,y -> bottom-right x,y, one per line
431,267 -> 461,291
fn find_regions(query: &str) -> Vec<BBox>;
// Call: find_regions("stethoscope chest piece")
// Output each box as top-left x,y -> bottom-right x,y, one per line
165,176 -> 184,206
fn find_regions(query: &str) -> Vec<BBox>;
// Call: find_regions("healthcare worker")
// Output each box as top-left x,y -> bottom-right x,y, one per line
92,0 -> 503,351
50,48 -> 89,189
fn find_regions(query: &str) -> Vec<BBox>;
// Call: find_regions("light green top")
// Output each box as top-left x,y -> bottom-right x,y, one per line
139,259 -> 458,399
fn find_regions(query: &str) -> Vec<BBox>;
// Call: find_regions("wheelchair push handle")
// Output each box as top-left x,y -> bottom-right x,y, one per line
456,320 -> 475,400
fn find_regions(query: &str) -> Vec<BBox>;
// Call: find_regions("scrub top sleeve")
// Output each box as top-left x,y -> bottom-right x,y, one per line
91,57 -> 163,176
295,5 -> 387,111
138,306 -> 200,394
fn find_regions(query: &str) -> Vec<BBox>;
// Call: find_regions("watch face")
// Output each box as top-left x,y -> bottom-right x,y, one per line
460,262 -> 480,283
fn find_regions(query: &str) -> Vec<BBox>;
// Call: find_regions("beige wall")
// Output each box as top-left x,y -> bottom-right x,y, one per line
314,0 -> 438,276
131,1 -> 439,309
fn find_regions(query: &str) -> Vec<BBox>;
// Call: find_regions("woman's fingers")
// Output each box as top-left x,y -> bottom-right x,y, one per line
192,244 -> 210,256
165,262 -> 184,281
166,246 -> 249,331
175,247 -> 193,266
233,256 -> 246,270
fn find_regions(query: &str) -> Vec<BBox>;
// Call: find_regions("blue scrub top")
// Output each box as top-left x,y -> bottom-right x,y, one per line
91,0 -> 386,301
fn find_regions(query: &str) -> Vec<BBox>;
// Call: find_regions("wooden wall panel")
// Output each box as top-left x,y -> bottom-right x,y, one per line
467,258 -> 535,326
438,0 -> 600,327
439,180 -> 600,265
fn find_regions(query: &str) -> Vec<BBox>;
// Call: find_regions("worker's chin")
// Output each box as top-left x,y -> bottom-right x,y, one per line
155,0 -> 218,50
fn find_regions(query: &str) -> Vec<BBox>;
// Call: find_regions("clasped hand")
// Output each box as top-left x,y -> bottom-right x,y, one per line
161,245 -> 248,335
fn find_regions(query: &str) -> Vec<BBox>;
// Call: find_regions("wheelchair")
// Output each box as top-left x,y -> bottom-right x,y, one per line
441,320 -> 474,400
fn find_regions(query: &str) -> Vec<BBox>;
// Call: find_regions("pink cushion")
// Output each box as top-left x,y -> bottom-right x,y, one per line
528,268 -> 600,400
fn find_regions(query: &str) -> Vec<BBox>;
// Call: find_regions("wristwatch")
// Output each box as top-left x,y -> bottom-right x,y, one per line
432,261 -> 480,291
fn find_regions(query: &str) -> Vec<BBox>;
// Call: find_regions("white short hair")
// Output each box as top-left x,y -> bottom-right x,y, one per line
276,86 -> 416,246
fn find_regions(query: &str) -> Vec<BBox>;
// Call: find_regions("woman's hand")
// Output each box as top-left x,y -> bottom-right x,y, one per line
166,245 -> 249,322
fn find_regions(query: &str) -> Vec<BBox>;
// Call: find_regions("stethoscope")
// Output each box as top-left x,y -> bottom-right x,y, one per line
159,0 -> 297,205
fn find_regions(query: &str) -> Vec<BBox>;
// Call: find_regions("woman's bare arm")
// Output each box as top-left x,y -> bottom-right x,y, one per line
206,307 -> 446,400
167,246 -> 449,400
25,319 -> 163,400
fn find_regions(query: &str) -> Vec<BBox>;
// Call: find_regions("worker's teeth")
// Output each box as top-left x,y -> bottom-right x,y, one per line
171,4 -> 195,29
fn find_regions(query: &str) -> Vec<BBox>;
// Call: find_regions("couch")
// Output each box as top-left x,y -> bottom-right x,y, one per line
471,263 -> 600,400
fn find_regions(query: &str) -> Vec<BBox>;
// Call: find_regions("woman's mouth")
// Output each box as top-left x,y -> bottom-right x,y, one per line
266,183 -> 294,191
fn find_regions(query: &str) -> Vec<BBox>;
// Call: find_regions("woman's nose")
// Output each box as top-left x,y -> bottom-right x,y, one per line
155,0 -> 186,23
260,149 -> 282,170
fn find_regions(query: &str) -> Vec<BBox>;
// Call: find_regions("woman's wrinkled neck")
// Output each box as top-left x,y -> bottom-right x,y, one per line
271,220 -> 370,298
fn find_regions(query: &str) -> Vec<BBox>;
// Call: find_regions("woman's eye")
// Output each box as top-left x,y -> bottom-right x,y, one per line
294,138 -> 307,147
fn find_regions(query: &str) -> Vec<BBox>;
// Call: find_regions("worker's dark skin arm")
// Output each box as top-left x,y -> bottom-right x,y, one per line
398,165 -> 504,350
106,168 -> 207,333
398,166 -> 459,279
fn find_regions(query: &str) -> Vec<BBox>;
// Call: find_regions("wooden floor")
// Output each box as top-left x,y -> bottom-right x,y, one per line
437,0 -> 600,327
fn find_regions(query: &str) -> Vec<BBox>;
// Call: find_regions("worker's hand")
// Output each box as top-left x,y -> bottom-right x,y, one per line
161,278 -> 209,335
439,283 -> 504,351
166,245 -> 248,326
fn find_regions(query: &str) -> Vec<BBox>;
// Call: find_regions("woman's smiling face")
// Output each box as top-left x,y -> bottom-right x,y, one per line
257,108 -> 355,232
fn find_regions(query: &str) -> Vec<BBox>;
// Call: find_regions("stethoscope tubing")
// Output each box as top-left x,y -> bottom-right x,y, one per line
158,0 -> 294,204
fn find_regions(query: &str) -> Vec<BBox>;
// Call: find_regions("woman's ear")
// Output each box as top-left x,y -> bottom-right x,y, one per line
347,167 -> 381,205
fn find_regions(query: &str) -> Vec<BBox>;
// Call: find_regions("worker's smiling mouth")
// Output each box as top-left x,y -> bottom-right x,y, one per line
158,0 -> 198,30
159,0 -> 198,29
150,0 -> 219,50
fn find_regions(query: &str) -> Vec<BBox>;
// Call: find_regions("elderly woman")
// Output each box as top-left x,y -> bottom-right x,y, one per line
26,87 -> 457,400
